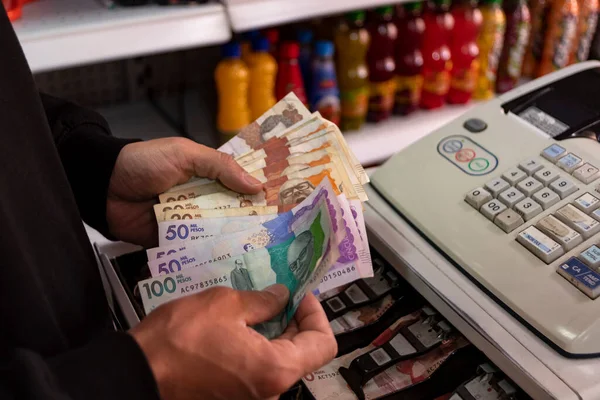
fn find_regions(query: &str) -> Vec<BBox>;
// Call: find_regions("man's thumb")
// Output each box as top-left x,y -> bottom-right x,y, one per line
241,284 -> 290,326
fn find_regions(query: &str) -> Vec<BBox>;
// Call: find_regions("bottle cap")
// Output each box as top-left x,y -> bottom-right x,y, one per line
297,28 -> 314,44
280,41 -> 300,58
346,10 -> 366,22
222,42 -> 241,58
241,30 -> 261,41
252,37 -> 271,52
432,0 -> 451,7
403,2 -> 423,12
314,40 -> 335,57
375,5 -> 395,16
263,28 -> 279,44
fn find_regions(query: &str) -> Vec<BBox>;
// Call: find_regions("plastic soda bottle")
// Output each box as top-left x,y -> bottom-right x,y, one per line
473,0 -> 506,100
241,30 -> 261,66
537,0 -> 579,76
310,40 -> 341,125
496,0 -> 531,93
275,41 -> 308,105
394,2 -> 426,115
448,0 -> 483,103
297,28 -> 314,98
248,37 -> 278,121
215,42 -> 251,143
366,6 -> 398,122
334,10 -> 371,131
420,0 -> 454,109
571,0 -> 599,63
522,0 -> 550,77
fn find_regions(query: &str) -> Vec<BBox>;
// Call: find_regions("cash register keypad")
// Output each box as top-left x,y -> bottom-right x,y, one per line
465,144 -> 600,299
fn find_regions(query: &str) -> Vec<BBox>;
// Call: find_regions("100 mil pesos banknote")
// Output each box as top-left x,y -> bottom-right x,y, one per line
156,205 -> 280,223
139,203 -> 339,339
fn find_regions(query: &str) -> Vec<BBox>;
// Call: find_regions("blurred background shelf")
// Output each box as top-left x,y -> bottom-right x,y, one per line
13,0 -> 231,73
222,0 -> 409,32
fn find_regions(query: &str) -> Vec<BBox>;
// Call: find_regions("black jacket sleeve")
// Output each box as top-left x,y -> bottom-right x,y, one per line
1,332 -> 161,400
40,93 -> 140,238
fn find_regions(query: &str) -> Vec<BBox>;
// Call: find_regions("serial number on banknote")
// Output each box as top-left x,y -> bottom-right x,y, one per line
199,253 -> 233,266
320,265 -> 356,283
184,276 -> 229,292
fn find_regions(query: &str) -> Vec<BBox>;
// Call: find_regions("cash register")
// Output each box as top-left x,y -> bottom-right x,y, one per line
364,61 -> 600,399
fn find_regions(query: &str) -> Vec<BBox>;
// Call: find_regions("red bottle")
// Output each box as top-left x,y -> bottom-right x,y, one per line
420,0 -> 454,109
276,41 -> 308,105
447,0 -> 482,103
394,2 -> 425,115
366,6 -> 398,122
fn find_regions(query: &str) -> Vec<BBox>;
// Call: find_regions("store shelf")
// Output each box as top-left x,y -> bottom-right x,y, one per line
222,0 -> 408,32
345,103 -> 476,167
13,0 -> 231,73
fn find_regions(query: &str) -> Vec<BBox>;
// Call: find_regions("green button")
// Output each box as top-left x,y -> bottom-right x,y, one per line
469,158 -> 490,172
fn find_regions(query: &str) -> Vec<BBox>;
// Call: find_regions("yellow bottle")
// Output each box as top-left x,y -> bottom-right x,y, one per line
247,37 -> 278,121
473,0 -> 506,100
215,42 -> 251,143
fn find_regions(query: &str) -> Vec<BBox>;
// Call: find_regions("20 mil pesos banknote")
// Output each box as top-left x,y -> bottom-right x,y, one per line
138,211 -> 339,339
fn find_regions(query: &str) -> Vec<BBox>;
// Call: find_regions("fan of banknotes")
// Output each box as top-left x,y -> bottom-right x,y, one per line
137,92 -> 374,339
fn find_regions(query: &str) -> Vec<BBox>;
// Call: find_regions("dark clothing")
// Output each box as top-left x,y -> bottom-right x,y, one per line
0,6 -> 160,400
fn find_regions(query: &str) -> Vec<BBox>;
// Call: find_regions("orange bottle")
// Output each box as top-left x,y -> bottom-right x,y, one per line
570,0 -> 599,63
247,37 -> 278,121
473,0 -> 506,100
522,0 -> 551,77
215,42 -> 251,143
537,0 -> 579,76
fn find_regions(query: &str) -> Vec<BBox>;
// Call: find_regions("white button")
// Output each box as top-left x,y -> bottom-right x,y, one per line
480,199 -> 507,221
516,177 -> 544,197
549,177 -> 578,199
495,209 -> 524,233
557,153 -> 583,173
519,158 -> 544,175
498,187 -> 525,207
532,187 -> 561,210
514,197 -> 543,221
555,204 -> 600,239
541,144 -> 567,162
533,167 -> 560,186
484,178 -> 510,197
573,163 -> 600,184
517,226 -> 565,264
502,168 -> 527,186
465,187 -> 493,209
574,193 -> 600,214
593,208 -> 600,222
536,215 -> 583,251
580,245 -> 600,270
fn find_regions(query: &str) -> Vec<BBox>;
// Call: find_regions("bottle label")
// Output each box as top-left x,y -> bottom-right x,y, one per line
450,61 -> 479,93
552,13 -> 578,69
532,4 -> 551,61
577,11 -> 599,61
422,69 -> 451,96
486,22 -> 506,81
314,95 -> 341,126
395,75 -> 423,105
368,79 -> 396,112
341,87 -> 369,118
507,20 -> 531,78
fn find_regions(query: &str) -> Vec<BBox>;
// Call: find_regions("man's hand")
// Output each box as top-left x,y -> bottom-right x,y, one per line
107,138 -> 263,247
130,285 -> 337,400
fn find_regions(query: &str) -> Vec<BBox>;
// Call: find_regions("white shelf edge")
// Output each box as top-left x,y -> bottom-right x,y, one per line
14,0 -> 231,73
223,0 -> 410,32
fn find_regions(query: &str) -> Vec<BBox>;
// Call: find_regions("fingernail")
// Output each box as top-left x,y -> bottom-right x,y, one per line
244,173 -> 262,187
265,284 -> 289,301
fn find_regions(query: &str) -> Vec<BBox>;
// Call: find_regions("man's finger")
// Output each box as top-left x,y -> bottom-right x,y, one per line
188,145 -> 263,194
240,284 -> 290,326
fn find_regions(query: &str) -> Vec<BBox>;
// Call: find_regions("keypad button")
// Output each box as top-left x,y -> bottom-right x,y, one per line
549,177 -> 578,199
502,168 -> 527,186
465,187 -> 493,209
557,153 -> 584,173
536,215 -> 583,251
541,144 -> 567,163
557,257 -> 600,299
574,193 -> 600,214
498,187 -> 525,207
592,208 -> 600,222
555,204 -> 600,239
533,167 -> 560,186
580,245 -> 600,270
514,197 -> 543,221
516,177 -> 544,197
463,118 -> 487,133
573,163 -> 600,184
532,188 -> 561,210
480,199 -> 507,221
517,226 -> 564,264
494,209 -> 525,233
484,178 -> 510,197
518,158 -> 544,175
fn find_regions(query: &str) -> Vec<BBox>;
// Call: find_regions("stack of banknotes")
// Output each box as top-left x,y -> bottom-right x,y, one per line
137,92 -> 373,338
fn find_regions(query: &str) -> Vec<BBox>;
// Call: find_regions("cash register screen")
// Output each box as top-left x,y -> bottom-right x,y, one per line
502,67 -> 600,139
